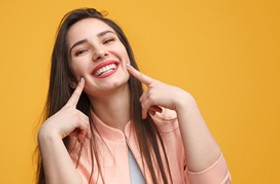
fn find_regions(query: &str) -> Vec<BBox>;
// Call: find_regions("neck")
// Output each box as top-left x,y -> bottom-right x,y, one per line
89,85 -> 130,132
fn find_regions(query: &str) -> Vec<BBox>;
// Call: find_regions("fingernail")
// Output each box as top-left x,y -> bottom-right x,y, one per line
80,77 -> 84,82
126,63 -> 132,68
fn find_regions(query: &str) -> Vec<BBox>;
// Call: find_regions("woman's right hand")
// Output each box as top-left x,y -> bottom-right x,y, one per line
38,78 -> 91,142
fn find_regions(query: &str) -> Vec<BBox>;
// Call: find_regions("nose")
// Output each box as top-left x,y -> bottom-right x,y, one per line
92,46 -> 108,61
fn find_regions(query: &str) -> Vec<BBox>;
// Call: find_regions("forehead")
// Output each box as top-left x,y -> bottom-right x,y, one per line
67,18 -> 115,44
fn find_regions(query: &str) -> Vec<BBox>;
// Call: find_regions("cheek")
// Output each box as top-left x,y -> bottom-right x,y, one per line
123,67 -> 130,80
115,44 -> 130,62
70,62 -> 87,79
121,50 -> 130,64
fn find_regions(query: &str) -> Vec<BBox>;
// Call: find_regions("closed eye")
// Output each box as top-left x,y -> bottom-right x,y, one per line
75,49 -> 88,56
103,38 -> 115,45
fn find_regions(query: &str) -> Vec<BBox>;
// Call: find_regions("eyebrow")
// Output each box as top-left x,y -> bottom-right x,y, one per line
97,30 -> 115,37
69,30 -> 116,54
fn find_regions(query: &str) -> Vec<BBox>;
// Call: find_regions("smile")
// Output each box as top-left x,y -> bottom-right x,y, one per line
92,61 -> 119,78
94,64 -> 117,76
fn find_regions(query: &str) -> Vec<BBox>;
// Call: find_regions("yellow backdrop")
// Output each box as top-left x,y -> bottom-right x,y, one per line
0,0 -> 279,183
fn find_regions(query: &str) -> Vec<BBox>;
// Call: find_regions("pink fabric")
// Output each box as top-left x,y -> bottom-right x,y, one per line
69,108 -> 231,184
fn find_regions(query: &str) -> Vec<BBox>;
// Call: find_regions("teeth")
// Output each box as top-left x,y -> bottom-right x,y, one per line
95,64 -> 117,76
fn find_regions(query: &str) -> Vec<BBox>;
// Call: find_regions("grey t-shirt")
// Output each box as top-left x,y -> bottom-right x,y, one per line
128,147 -> 146,184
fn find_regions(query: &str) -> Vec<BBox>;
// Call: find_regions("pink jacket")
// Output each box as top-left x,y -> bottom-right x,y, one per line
70,109 -> 231,184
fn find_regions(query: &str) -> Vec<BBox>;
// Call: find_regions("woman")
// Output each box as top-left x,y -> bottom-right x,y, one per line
37,8 -> 231,184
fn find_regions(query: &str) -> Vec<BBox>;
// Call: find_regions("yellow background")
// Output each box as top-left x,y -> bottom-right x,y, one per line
0,0 -> 279,183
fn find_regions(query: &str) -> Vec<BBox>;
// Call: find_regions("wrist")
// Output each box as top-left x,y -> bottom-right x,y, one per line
38,124 -> 62,145
175,91 -> 197,114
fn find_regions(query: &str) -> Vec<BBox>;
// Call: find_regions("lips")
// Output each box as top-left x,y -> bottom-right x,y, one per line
92,60 -> 119,78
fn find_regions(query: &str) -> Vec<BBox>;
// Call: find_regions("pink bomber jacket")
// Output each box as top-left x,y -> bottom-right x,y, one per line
69,108 -> 231,184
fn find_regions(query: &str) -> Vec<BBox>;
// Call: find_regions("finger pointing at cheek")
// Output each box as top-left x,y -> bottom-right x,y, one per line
66,77 -> 85,107
126,63 -> 154,86
126,64 -> 163,119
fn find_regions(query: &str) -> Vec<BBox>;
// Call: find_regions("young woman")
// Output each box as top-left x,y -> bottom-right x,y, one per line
36,8 -> 231,184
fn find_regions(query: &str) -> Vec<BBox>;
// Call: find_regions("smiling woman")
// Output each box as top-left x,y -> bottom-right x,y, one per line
67,18 -> 130,94
36,8 -> 231,184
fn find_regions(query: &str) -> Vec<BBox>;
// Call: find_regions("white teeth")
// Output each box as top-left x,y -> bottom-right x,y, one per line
95,64 -> 117,76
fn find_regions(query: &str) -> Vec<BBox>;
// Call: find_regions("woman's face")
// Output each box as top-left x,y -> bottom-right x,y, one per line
67,18 -> 131,97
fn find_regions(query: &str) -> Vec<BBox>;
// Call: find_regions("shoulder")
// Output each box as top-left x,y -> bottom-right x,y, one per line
150,108 -> 179,133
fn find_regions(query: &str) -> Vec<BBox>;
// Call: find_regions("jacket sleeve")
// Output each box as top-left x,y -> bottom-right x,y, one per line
151,108 -> 231,184
185,153 -> 231,184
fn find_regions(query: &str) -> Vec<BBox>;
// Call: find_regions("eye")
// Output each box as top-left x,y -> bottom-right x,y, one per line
103,38 -> 115,45
75,49 -> 88,56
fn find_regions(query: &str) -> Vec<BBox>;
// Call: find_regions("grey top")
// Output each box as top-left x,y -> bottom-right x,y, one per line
128,147 -> 146,184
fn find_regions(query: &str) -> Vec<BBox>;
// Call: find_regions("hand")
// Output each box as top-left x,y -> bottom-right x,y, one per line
127,64 -> 190,119
39,78 -> 91,142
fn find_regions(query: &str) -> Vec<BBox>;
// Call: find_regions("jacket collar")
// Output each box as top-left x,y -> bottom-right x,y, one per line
91,110 -> 132,143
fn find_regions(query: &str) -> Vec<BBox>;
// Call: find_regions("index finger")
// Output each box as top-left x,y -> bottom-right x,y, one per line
126,64 -> 154,86
66,77 -> 85,107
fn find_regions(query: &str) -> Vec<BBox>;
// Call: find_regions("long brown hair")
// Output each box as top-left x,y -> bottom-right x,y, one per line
36,8 -> 172,184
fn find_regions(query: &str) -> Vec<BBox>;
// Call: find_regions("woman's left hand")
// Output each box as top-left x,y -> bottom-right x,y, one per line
127,64 -> 191,119
127,65 -> 223,173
